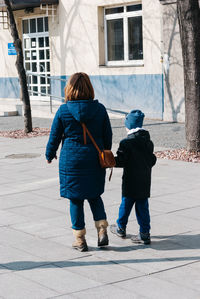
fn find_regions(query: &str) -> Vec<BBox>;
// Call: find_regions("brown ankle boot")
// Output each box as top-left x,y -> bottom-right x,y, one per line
72,228 -> 88,252
95,220 -> 109,247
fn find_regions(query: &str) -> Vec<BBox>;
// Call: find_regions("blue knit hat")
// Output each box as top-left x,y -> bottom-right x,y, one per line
125,110 -> 145,129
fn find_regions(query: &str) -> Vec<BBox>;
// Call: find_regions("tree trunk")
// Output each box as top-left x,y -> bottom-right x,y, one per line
5,0 -> 32,133
177,0 -> 200,151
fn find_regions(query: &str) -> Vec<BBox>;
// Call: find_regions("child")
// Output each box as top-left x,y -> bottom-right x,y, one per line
110,110 -> 157,244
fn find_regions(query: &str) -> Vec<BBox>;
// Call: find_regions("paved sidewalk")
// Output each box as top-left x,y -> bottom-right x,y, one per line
0,129 -> 200,298
0,115 -> 186,149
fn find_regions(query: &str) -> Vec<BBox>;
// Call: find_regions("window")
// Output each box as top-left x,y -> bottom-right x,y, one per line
22,17 -> 50,98
104,4 -> 143,66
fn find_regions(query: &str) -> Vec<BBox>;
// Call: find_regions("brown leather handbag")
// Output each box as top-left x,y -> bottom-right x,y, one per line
81,123 -> 116,180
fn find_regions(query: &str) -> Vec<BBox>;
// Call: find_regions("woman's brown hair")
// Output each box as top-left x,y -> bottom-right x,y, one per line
65,72 -> 94,102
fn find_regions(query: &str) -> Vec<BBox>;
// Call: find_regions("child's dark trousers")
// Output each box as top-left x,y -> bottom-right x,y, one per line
117,197 -> 150,233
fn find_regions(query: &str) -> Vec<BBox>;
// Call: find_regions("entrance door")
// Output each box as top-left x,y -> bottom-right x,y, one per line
22,16 -> 50,100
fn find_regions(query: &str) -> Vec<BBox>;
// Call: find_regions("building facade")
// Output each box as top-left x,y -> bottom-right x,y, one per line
0,0 -> 185,121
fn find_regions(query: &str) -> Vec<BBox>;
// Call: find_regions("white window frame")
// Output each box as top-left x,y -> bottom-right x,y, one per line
104,4 -> 143,66
22,16 -> 50,101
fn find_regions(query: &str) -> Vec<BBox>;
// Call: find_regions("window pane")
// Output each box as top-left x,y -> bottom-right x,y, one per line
33,86 -> 38,96
39,37 -> 44,48
47,62 -> 50,72
39,50 -> 45,60
22,20 -> 29,33
45,37 -> 49,47
24,39 -> 30,49
32,75 -> 38,84
32,62 -> 37,72
107,19 -> 124,61
30,18 -> 36,33
27,76 -> 31,85
40,76 -> 45,84
25,51 -> 30,60
41,86 -> 46,95
31,38 -> 36,48
31,50 -> 37,60
25,62 -> 30,71
105,7 -> 124,15
127,4 -> 142,12
40,62 -> 45,72
128,16 -> 143,60
37,18 -> 43,32
46,49 -> 50,60
45,17 -> 48,31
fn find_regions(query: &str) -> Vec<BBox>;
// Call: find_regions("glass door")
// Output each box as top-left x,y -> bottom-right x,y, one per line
22,16 -> 50,100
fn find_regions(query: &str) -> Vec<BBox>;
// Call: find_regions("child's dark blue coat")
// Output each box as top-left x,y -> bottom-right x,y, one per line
115,130 -> 157,199
46,100 -> 112,200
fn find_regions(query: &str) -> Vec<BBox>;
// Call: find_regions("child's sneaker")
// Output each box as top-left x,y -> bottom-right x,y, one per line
131,232 -> 151,245
110,224 -> 126,238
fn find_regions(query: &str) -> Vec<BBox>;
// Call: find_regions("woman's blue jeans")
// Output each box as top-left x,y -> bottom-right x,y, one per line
117,197 -> 150,233
70,196 -> 107,230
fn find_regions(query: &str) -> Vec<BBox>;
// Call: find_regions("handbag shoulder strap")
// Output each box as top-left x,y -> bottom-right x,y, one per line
81,123 -> 102,156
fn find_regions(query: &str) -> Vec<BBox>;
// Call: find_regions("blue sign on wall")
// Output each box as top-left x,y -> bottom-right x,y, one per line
8,43 -> 17,55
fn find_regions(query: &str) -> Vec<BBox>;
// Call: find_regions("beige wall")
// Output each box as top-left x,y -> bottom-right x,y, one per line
0,26 -> 18,77
161,2 -> 185,122
0,1 -> 163,78
52,0 -> 163,76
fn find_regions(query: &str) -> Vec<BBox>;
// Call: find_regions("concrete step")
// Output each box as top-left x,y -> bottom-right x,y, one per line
0,111 -> 18,116
0,99 -> 20,117
0,98 -> 61,118
0,98 -> 124,119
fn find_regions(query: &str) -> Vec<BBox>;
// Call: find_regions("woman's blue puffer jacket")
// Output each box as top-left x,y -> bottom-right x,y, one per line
45,99 -> 112,200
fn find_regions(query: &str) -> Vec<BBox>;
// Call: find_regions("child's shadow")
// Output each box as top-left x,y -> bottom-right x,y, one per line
89,233 -> 200,252
89,234 -> 148,252
151,234 -> 200,251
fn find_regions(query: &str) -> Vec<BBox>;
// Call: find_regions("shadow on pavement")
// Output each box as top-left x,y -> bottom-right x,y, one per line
1,234 -> 200,271
1,254 -> 200,272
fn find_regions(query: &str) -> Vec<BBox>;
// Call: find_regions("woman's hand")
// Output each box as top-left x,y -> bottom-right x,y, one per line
46,155 -> 57,164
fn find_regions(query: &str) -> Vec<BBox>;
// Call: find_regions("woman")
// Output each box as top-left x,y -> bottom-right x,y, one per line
46,72 -> 112,252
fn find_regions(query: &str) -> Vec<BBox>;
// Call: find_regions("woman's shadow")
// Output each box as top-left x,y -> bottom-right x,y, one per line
1,233 -> 200,272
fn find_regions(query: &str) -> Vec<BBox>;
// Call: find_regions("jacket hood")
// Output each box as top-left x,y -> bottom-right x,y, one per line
134,129 -> 150,140
128,129 -> 150,140
128,130 -> 151,149
67,100 -> 100,122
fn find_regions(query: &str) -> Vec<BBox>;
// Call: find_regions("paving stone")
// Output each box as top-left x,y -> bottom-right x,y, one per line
11,237 -> 91,261
0,264 -> 9,274
151,213 -> 200,236
17,264 -> 101,294
0,210 -> 30,226
54,255 -> 143,284
12,221 -> 70,239
68,284 -> 146,299
0,191 -> 48,210
7,204 -> 64,221
153,264 -> 200,292
115,275 -> 200,299
0,272 -> 58,298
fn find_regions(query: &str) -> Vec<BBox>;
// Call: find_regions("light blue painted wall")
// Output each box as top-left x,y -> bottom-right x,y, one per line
0,74 -> 163,119
0,77 -> 20,98
51,74 -> 163,119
